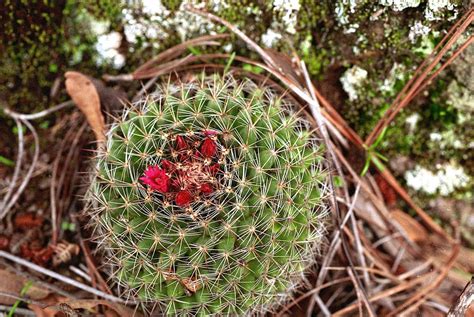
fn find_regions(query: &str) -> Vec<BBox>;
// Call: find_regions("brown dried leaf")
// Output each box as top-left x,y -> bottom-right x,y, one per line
0,269 -> 50,305
65,71 -> 105,142
28,294 -> 69,317
181,277 -> 202,293
52,242 -> 80,266
391,209 -> 429,242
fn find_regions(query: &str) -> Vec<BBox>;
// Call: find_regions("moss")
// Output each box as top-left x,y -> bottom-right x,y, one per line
0,0 -> 127,116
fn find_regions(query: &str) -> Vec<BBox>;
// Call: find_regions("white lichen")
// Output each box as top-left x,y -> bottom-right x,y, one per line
123,0 -> 215,48
405,164 -> 470,196
273,0 -> 300,34
408,21 -> 431,43
340,65 -> 368,101
379,0 -> 457,20
430,130 -> 473,150
335,0 -> 362,25
405,113 -> 420,132
425,0 -> 457,21
344,23 -> 360,34
380,63 -> 406,94
447,81 -> 474,114
95,32 -> 125,69
378,0 -> 421,11
262,28 -> 283,48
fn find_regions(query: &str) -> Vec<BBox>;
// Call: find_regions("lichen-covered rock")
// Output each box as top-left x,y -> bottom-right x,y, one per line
88,75 -> 328,315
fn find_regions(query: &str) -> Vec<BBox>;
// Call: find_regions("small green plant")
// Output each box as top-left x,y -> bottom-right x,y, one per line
0,155 -> 14,167
88,75 -> 328,315
361,127 -> 388,176
8,280 -> 32,317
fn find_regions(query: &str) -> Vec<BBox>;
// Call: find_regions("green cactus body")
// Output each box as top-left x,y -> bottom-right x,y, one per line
89,75 -> 327,315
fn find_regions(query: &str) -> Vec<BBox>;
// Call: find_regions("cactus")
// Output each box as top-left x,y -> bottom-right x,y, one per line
88,75 -> 327,315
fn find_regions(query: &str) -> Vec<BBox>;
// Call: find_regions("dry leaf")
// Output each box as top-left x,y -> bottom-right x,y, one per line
52,241 -> 80,266
28,294 -> 69,317
391,209 -> 429,242
65,71 -> 105,142
42,299 -> 141,317
0,269 -> 50,305
181,277 -> 202,293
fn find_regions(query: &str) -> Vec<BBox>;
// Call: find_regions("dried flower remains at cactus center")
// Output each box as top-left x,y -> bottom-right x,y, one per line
89,76 -> 328,316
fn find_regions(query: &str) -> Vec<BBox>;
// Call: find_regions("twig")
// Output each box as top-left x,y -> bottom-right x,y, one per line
347,267 -> 365,317
2,100 -> 74,121
386,244 -> 460,316
332,273 -> 430,316
448,277 -> 474,317
69,265 -> 92,282
0,120 -> 39,218
0,250 -> 127,304
0,304 -> 36,316
276,276 -> 354,316
0,119 -> 24,219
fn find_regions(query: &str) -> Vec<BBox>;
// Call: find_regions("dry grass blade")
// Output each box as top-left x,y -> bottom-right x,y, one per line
0,251 -> 126,304
0,120 -> 40,220
0,118 -> 24,220
332,273 -> 430,316
132,34 -> 229,78
386,244 -> 460,316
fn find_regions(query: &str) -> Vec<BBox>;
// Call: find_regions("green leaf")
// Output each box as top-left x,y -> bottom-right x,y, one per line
242,63 -> 263,74
39,120 -> 50,129
8,281 -> 32,317
375,152 -> 388,162
12,125 -> 26,135
187,45 -> 202,56
360,156 -> 371,176
61,221 -> 76,231
223,52 -> 236,75
371,155 -> 386,172
370,127 -> 388,150
0,155 -> 14,167
333,175 -> 344,187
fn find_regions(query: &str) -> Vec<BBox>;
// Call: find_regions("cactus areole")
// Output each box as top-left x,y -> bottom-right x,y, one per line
89,75 -> 327,315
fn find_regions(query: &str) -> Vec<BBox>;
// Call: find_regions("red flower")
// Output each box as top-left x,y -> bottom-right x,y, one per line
199,183 -> 214,195
140,166 -> 169,193
176,135 -> 188,150
200,138 -> 217,158
175,190 -> 193,206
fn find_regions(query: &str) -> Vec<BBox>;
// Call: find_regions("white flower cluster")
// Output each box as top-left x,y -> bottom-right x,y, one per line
405,164 -> 470,196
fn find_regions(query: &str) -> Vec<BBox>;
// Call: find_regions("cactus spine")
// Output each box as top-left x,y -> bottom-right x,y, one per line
89,75 -> 327,316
